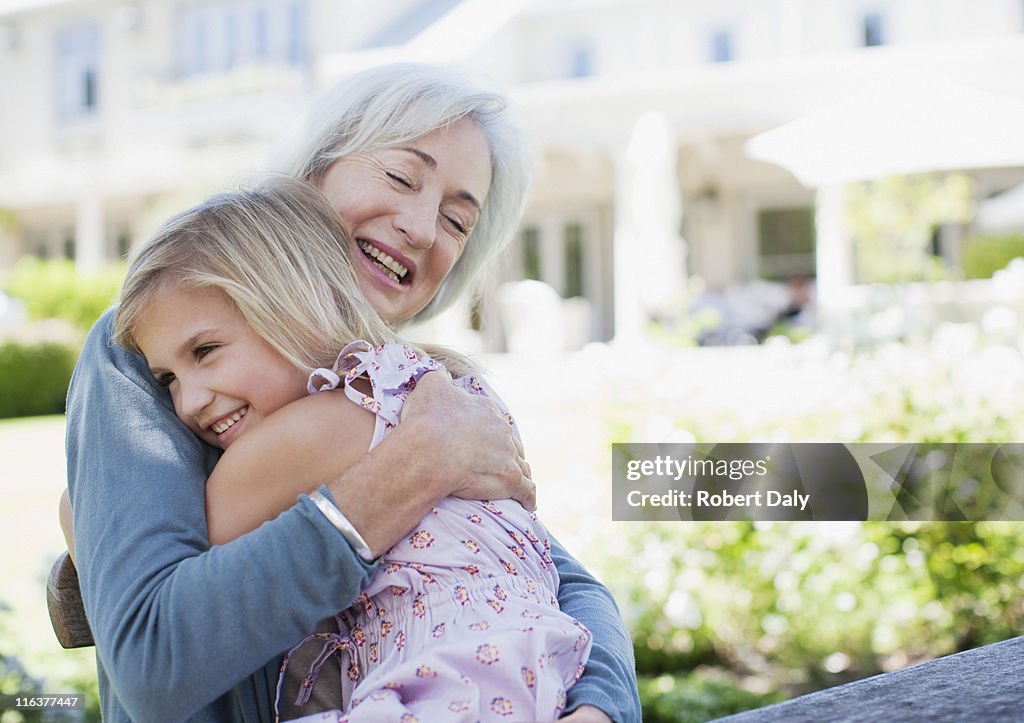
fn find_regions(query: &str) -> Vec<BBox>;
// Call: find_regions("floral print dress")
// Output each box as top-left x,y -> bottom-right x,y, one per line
277,341 -> 591,723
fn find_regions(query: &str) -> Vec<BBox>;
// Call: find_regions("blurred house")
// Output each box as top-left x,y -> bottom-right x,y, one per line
2,0 -> 1024,348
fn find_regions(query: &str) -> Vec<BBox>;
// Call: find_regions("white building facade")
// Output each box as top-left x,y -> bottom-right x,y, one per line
2,0 -> 1024,347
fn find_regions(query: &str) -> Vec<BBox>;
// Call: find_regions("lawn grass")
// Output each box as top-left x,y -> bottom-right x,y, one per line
0,414 -> 97,704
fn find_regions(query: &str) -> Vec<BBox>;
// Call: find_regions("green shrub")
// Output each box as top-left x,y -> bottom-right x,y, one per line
962,235 -> 1024,279
0,601 -> 44,722
0,341 -> 77,418
3,257 -> 123,330
847,173 -> 971,283
600,520 -> 1024,716
639,674 -> 785,723
0,599 -> 100,721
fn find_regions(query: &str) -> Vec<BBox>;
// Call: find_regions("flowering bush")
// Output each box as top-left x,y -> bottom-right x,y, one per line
595,326 -> 1024,720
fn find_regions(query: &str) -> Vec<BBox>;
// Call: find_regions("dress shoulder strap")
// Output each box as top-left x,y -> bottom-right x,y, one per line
306,341 -> 438,431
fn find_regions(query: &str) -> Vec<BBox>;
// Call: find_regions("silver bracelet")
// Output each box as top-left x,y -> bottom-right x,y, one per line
310,490 -> 376,563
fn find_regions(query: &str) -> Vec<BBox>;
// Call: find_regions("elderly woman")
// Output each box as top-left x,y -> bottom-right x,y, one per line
65,63 -> 639,722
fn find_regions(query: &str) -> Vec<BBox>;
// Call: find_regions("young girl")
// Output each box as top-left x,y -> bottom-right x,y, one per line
112,176 -> 591,722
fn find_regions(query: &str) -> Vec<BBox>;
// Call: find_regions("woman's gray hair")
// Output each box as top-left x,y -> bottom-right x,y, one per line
269,62 -> 534,324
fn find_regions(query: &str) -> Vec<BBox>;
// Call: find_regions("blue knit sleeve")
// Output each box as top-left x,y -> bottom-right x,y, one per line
66,310 -> 376,722
550,534 -> 641,722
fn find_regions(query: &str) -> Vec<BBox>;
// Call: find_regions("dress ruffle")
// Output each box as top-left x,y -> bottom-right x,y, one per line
307,341 -> 439,430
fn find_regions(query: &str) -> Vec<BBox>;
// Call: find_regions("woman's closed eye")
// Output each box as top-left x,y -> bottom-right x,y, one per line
443,214 -> 468,235
386,171 -> 415,189
155,371 -> 177,388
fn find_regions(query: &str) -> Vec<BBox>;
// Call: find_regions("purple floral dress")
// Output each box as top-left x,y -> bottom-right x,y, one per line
277,342 -> 591,722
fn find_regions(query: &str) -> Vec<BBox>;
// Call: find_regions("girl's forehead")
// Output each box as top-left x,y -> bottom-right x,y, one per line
139,284 -> 234,329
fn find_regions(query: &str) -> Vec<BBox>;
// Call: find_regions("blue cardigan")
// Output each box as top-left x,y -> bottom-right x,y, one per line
66,310 -> 640,722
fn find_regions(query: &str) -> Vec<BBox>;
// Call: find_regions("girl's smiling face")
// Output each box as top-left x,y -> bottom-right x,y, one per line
135,285 -> 309,449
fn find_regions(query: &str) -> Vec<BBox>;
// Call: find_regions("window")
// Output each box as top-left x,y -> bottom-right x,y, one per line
520,227 -> 541,281
175,0 -> 309,77
569,42 -> 594,78
56,23 -> 100,122
862,12 -> 885,47
564,222 -> 585,298
31,231 -> 50,259
757,207 -> 816,281
286,0 -> 308,64
254,4 -> 269,56
116,230 -> 131,259
710,29 -> 733,63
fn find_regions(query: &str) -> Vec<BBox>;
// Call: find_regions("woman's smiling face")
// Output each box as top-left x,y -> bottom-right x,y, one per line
316,117 -> 493,325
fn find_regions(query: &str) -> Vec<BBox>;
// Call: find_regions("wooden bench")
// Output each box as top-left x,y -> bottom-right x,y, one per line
47,551 -> 94,649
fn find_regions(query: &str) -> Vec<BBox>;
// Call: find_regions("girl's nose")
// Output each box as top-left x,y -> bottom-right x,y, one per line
174,379 -> 215,422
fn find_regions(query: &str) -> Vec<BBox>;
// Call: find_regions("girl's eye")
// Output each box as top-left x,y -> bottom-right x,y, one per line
193,345 -> 217,361
156,372 -> 176,388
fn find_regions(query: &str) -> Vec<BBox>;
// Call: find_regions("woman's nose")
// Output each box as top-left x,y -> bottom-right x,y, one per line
394,197 -> 437,250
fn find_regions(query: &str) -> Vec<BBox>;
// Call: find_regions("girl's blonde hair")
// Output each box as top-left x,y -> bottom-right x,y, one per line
114,176 -> 472,377
269,62 -> 533,324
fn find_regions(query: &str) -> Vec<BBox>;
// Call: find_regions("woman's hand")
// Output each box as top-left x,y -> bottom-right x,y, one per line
400,370 -> 536,511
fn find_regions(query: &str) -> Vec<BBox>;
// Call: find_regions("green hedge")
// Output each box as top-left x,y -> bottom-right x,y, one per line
0,340 -> 77,418
962,235 -> 1024,279
3,257 -> 123,330
639,674 -> 784,723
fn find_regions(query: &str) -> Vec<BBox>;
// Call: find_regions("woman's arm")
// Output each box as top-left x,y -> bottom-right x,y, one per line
68,311 -> 532,721
551,536 -> 641,723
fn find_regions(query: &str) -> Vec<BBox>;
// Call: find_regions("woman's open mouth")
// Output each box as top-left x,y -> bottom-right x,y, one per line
357,239 -> 411,285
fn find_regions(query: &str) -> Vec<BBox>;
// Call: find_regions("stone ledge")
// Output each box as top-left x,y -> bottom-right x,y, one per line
717,636 -> 1024,722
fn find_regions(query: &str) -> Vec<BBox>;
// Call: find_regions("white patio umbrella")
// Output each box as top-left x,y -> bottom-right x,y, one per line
744,75 -> 1024,316
745,76 -> 1024,187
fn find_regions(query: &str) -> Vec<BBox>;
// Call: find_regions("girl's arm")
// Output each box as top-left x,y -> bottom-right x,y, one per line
205,392 -> 375,545
206,367 -> 534,550
67,310 -> 531,722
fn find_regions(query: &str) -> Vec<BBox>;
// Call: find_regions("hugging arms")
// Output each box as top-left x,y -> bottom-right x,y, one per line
64,62 -> 640,722
69,313 -> 637,722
